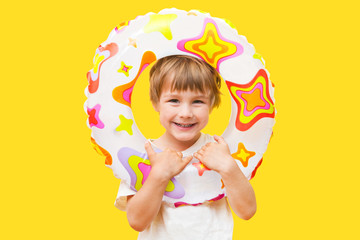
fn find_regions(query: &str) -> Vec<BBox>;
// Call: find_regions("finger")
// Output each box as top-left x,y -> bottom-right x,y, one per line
183,155 -> 193,164
197,149 -> 205,155
197,158 -> 210,169
193,152 -> 202,160
200,143 -> 209,151
144,141 -> 156,157
195,149 -> 204,156
214,135 -> 226,145
196,156 -> 208,168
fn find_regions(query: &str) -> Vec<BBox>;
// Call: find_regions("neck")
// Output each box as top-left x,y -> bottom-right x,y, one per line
153,132 -> 201,152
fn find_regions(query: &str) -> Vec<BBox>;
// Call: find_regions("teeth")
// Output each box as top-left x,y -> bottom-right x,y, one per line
175,123 -> 194,128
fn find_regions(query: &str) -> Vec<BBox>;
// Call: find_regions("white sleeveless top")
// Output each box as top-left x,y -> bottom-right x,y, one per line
115,133 -> 234,240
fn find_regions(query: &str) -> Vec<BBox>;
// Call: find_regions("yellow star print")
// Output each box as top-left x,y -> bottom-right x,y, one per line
116,115 -> 133,135
144,14 -> 177,40
231,142 -> 255,167
118,61 -> 132,77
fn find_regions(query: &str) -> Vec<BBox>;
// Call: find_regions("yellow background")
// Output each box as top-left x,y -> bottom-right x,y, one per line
1,0 -> 359,239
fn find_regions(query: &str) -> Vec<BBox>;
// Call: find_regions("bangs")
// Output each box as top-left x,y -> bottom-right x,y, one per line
168,60 -> 208,94
150,55 -> 222,108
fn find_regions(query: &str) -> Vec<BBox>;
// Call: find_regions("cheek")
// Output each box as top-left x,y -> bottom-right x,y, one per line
197,108 -> 210,121
159,109 -> 174,122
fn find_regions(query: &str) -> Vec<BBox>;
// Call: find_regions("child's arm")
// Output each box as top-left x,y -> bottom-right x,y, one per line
126,142 -> 193,232
194,135 -> 257,220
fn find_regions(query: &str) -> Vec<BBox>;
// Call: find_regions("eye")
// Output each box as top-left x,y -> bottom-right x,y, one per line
193,100 -> 204,104
169,99 -> 179,103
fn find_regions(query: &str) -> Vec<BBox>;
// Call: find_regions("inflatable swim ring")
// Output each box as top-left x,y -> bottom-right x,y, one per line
85,8 -> 275,206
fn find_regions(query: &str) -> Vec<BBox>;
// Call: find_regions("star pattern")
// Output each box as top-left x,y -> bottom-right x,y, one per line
128,37 -> 137,48
115,21 -> 129,33
144,14 -> 177,40
242,88 -> 266,112
113,51 -> 157,107
253,52 -> 265,65
192,162 -> 210,176
116,115 -> 133,135
231,142 -> 255,167
250,158 -> 263,180
177,18 -> 243,70
118,147 -> 185,199
225,69 -> 275,131
91,137 -> 112,165
92,54 -> 104,75
87,43 -> 118,94
118,61 -> 133,77
87,104 -> 104,129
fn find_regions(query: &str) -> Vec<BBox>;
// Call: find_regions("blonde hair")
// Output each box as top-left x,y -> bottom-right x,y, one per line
149,55 -> 222,109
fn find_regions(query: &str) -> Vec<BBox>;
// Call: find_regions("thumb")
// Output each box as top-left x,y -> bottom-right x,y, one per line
144,141 -> 156,158
214,135 -> 226,145
177,151 -> 183,158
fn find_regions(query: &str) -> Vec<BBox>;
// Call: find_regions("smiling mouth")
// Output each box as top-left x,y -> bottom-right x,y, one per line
174,122 -> 196,128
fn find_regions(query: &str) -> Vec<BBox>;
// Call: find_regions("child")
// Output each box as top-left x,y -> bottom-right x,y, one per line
115,55 -> 256,239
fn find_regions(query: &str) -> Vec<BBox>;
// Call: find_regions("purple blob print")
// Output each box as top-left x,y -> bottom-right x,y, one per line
118,147 -> 185,199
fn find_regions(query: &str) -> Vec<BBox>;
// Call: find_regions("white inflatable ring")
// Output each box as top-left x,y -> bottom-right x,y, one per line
85,8 -> 275,206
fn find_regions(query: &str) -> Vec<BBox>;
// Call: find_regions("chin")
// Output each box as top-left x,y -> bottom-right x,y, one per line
173,132 -> 201,143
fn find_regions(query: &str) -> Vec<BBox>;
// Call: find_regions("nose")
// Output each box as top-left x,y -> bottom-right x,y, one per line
178,104 -> 193,118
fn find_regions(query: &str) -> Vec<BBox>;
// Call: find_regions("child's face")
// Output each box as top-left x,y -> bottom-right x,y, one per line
153,79 -> 211,149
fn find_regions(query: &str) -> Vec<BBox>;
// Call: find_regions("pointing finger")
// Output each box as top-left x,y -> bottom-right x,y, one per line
197,149 -> 205,155
214,135 -> 226,145
144,141 -> 156,157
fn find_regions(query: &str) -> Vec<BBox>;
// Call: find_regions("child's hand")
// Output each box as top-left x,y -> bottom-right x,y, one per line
145,142 -> 193,181
194,135 -> 237,174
